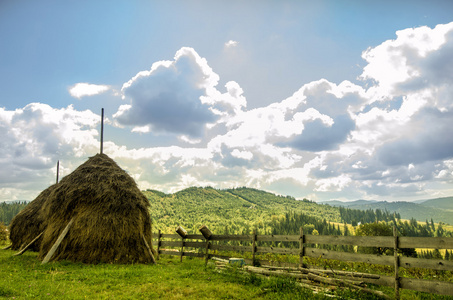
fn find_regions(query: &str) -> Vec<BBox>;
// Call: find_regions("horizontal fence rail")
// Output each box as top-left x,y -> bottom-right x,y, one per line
152,226 -> 453,298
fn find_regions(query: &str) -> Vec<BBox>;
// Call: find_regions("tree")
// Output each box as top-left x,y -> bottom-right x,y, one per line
355,222 -> 393,255
0,222 -> 7,243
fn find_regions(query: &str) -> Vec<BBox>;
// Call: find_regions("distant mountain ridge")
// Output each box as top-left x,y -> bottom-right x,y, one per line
320,197 -> 453,224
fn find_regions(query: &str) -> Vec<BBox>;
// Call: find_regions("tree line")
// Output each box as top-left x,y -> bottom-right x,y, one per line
0,202 -> 28,225
338,206 -> 401,225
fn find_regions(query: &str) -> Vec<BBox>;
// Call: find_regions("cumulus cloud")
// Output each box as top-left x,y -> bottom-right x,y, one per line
108,23 -> 453,201
0,103 -> 100,200
69,83 -> 110,99
114,47 -> 246,138
3,23 -> 453,202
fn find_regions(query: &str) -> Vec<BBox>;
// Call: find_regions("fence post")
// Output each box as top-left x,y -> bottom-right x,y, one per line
157,229 -> 161,260
176,226 -> 188,262
394,226 -> 400,300
252,230 -> 257,265
200,225 -> 213,266
299,226 -> 305,269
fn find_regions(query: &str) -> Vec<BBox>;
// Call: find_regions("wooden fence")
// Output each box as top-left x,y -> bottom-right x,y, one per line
152,226 -> 453,298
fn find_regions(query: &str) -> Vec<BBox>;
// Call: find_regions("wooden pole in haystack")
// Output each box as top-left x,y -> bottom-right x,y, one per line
100,108 -> 104,154
56,160 -> 59,184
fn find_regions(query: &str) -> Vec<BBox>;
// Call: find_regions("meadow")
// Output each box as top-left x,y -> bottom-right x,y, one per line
0,246 -> 384,300
2,243 -> 453,299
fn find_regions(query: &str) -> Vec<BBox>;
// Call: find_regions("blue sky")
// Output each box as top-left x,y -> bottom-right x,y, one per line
1,0 -> 452,202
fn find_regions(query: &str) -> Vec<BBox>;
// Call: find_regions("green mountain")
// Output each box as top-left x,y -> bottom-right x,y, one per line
418,197 -> 453,211
145,187 -> 341,234
321,199 -> 453,225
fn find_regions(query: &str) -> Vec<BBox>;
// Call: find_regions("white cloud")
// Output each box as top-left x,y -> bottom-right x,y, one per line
115,47 -> 248,138
69,83 -> 110,99
131,125 -> 150,133
3,23 -> 453,202
0,103 -> 100,201
360,22 -> 453,99
225,40 -> 238,47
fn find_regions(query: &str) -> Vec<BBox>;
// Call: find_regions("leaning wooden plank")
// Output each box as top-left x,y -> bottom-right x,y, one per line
2,244 -> 12,250
142,234 -> 156,264
14,231 -> 44,256
41,218 -> 74,264
243,265 -> 391,299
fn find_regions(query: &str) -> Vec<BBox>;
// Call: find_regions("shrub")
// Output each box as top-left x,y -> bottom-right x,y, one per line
0,222 -> 8,243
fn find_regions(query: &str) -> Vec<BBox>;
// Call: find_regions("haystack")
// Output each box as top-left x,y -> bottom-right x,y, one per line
9,185 -> 56,251
10,153 -> 155,264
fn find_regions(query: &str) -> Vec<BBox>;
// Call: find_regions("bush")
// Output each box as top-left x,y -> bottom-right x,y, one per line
0,222 -> 8,243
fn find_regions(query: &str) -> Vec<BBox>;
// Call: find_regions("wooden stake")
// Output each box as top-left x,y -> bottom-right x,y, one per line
252,230 -> 257,265
394,226 -> 400,300
299,226 -> 305,269
204,240 -> 211,266
142,234 -> 156,264
100,108 -> 104,154
157,229 -> 161,260
14,231 -> 44,256
42,218 -> 74,264
56,160 -> 59,184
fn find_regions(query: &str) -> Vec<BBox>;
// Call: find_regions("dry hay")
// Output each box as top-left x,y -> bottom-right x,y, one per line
9,185 -> 56,251
11,153 -> 155,264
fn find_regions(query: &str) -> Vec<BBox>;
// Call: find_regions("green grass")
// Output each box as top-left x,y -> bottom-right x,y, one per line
0,245 -> 389,300
1,244 -> 451,299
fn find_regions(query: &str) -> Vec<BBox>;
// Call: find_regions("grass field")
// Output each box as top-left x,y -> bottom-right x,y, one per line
0,245 -> 377,300
1,243 -> 451,299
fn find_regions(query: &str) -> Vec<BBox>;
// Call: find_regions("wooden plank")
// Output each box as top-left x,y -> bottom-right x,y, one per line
160,241 -> 182,248
14,231 -> 44,256
400,277 -> 453,296
142,234 -> 156,264
399,237 -> 453,249
305,247 -> 394,266
211,234 -> 253,241
336,274 -> 394,288
305,235 -> 394,248
400,256 -> 453,271
256,246 -> 299,255
160,234 -> 180,239
256,235 -> 299,242
185,234 -> 205,240
42,218 -> 74,264
182,252 -> 204,258
161,241 -> 205,248
183,241 -> 205,249
210,244 -> 252,252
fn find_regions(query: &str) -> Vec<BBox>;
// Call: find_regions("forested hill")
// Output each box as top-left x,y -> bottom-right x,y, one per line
322,199 -> 453,225
144,187 -> 341,234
